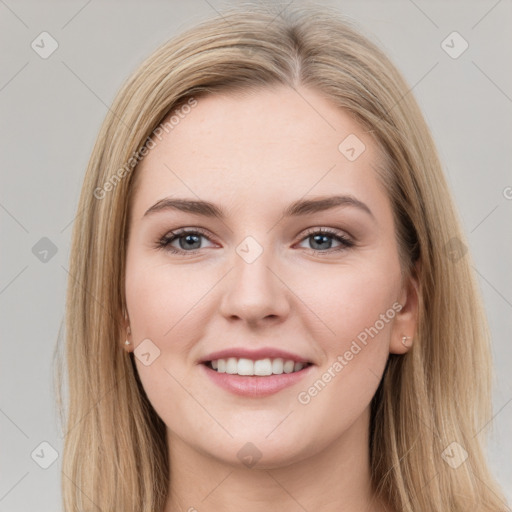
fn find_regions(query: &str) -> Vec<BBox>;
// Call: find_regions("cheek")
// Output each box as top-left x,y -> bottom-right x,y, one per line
125,259 -> 205,422
124,256 -> 221,404
295,269 -> 399,433
296,258 -> 400,405
298,254 -> 401,395
307,258 -> 401,353
125,257 -> 205,347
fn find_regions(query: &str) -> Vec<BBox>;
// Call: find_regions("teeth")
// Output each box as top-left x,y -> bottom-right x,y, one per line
226,357 -> 238,374
272,358 -> 284,374
238,358 -> 254,375
208,357 -> 307,376
284,360 -> 295,373
254,359 -> 272,376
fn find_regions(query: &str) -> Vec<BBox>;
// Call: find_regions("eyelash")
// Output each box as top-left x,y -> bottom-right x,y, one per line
155,227 -> 354,255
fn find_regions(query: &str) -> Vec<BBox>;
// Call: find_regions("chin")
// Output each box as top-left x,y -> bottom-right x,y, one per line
203,432 -> 316,470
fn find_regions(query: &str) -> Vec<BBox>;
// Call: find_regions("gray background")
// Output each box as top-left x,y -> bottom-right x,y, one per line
1,0 -> 511,510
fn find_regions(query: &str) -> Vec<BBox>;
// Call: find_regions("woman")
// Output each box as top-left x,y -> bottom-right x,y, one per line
58,3 -> 508,511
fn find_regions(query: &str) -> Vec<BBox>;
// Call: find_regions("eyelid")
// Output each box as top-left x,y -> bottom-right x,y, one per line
299,226 -> 352,240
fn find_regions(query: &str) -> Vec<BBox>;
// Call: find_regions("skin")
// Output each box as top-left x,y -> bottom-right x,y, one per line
123,85 -> 419,512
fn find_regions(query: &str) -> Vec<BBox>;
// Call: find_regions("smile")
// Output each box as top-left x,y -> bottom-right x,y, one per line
205,357 -> 312,376
201,359 -> 314,397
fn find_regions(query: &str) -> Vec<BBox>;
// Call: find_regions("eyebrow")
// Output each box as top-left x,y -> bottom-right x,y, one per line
143,195 -> 374,220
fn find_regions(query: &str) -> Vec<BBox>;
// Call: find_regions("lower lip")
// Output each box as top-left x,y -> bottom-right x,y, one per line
200,363 -> 314,397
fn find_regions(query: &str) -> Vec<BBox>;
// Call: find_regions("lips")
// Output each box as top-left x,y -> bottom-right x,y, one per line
201,360 -> 314,397
199,347 -> 314,396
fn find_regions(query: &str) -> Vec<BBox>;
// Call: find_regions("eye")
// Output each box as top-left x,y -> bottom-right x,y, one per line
156,228 -> 216,254
155,227 -> 354,255
296,228 -> 354,253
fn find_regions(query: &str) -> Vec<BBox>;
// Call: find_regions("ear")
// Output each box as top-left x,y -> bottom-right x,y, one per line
121,310 -> 133,353
389,261 -> 420,355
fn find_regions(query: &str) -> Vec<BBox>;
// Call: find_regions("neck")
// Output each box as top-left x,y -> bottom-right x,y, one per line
164,406 -> 390,512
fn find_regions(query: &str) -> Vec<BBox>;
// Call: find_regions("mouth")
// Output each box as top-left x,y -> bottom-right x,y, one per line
200,355 -> 315,397
204,357 -> 314,376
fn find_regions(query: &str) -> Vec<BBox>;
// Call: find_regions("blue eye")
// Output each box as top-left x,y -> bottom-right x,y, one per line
298,228 -> 354,253
157,228 -> 214,254
156,227 -> 354,255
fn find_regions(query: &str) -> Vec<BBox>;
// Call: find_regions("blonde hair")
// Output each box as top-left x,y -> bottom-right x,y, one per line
56,3 -> 508,511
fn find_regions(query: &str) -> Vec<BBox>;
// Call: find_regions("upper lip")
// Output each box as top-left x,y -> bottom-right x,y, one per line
200,347 -> 313,364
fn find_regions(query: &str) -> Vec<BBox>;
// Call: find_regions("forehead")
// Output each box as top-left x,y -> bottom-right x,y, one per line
130,86 -> 389,220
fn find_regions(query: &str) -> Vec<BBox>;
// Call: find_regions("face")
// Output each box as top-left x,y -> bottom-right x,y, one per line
124,86 -> 418,468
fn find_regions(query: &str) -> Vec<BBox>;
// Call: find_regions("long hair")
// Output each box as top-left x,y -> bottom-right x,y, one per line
55,3 -> 507,511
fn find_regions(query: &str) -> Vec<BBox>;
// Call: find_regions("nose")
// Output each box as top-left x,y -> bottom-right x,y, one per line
218,247 -> 291,326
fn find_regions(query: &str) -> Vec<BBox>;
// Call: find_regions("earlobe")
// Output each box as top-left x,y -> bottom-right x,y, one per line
401,335 -> 412,348
390,334 -> 414,355
122,312 -> 133,352
389,263 -> 420,355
